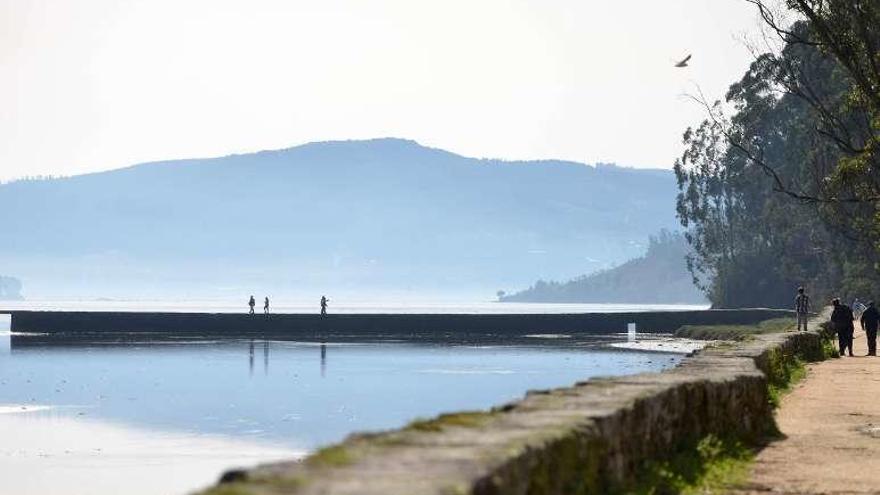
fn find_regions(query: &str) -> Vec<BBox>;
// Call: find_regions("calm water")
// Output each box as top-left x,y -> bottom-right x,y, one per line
0,314 -> 683,494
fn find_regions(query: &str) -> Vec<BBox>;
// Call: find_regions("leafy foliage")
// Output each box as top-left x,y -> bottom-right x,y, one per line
629,434 -> 753,495
675,15 -> 880,308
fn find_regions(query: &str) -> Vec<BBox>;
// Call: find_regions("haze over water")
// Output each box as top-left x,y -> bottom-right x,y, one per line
0,300 -> 709,314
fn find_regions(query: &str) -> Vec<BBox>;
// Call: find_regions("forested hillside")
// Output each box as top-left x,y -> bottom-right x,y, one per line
0,139 -> 678,298
500,230 -> 705,304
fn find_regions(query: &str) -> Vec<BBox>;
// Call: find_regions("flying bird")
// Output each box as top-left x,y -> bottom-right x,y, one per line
674,54 -> 692,68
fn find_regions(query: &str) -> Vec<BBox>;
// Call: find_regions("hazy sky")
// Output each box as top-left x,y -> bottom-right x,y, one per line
1,0 -> 763,181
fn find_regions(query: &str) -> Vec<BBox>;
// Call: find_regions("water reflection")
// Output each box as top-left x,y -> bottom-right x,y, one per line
249,339 -> 255,376
248,341 -> 317,377
264,341 -> 269,376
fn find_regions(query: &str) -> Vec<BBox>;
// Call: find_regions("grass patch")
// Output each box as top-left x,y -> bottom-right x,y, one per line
202,475 -> 306,495
406,411 -> 494,432
766,355 -> 806,408
675,318 -> 793,341
627,434 -> 753,495
818,320 -> 842,359
305,444 -> 354,468
821,338 -> 840,359
200,485 -> 256,495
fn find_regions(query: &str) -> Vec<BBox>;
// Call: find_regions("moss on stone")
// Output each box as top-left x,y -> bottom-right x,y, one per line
202,473 -> 307,495
406,411 -> 495,432
675,317 -> 793,341
305,444 -> 354,467
439,484 -> 469,495
523,433 -> 605,495
199,484 -> 257,495
765,352 -> 807,408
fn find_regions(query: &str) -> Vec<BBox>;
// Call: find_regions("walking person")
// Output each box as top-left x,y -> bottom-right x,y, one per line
861,301 -> 879,356
795,286 -> 811,331
264,296 -> 270,315
320,295 -> 329,316
831,298 -> 855,357
248,295 -> 256,315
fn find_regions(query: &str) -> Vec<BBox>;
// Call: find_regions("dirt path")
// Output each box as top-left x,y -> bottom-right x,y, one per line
735,329 -> 880,494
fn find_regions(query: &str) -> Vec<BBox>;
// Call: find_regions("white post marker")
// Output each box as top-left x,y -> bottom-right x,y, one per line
627,322 -> 637,342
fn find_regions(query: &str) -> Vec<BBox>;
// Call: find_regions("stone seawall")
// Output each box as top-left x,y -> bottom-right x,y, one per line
6,309 -> 793,342
201,329 -> 825,495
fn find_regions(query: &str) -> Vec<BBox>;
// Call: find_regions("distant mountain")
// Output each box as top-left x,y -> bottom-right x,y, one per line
500,230 -> 706,304
0,275 -> 23,300
0,138 -> 679,298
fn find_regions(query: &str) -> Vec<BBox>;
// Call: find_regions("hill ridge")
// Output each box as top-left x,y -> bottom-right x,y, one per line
0,139 -> 680,299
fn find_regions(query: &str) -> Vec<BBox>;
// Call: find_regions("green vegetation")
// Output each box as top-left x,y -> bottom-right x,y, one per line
623,341 -> 819,494
305,444 -> 354,468
767,358 -> 807,408
201,474 -> 306,495
675,318 -> 793,340
765,352 -> 807,409
635,317 -> 837,492
675,2 -> 880,308
626,435 -> 753,495
502,230 -> 705,304
200,486 -> 255,495
405,411 -> 494,432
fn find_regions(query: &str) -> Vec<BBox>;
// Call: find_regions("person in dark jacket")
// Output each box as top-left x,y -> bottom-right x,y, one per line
861,301 -> 879,356
831,298 -> 855,357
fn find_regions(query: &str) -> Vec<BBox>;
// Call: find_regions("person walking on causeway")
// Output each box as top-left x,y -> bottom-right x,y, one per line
795,286 -> 811,331
831,298 -> 855,357
248,295 -> 256,315
861,301 -> 879,356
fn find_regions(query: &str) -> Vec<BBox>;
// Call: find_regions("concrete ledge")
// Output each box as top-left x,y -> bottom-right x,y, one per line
199,327 -> 823,495
6,309 -> 793,342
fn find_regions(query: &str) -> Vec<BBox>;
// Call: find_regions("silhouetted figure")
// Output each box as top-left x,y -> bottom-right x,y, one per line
264,297 -> 270,315
831,298 -> 855,357
795,287 -> 811,331
861,301 -> 879,356
320,296 -> 328,316
248,295 -> 256,315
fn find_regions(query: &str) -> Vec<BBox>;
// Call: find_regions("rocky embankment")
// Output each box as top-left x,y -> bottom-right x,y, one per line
199,325 -> 826,495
